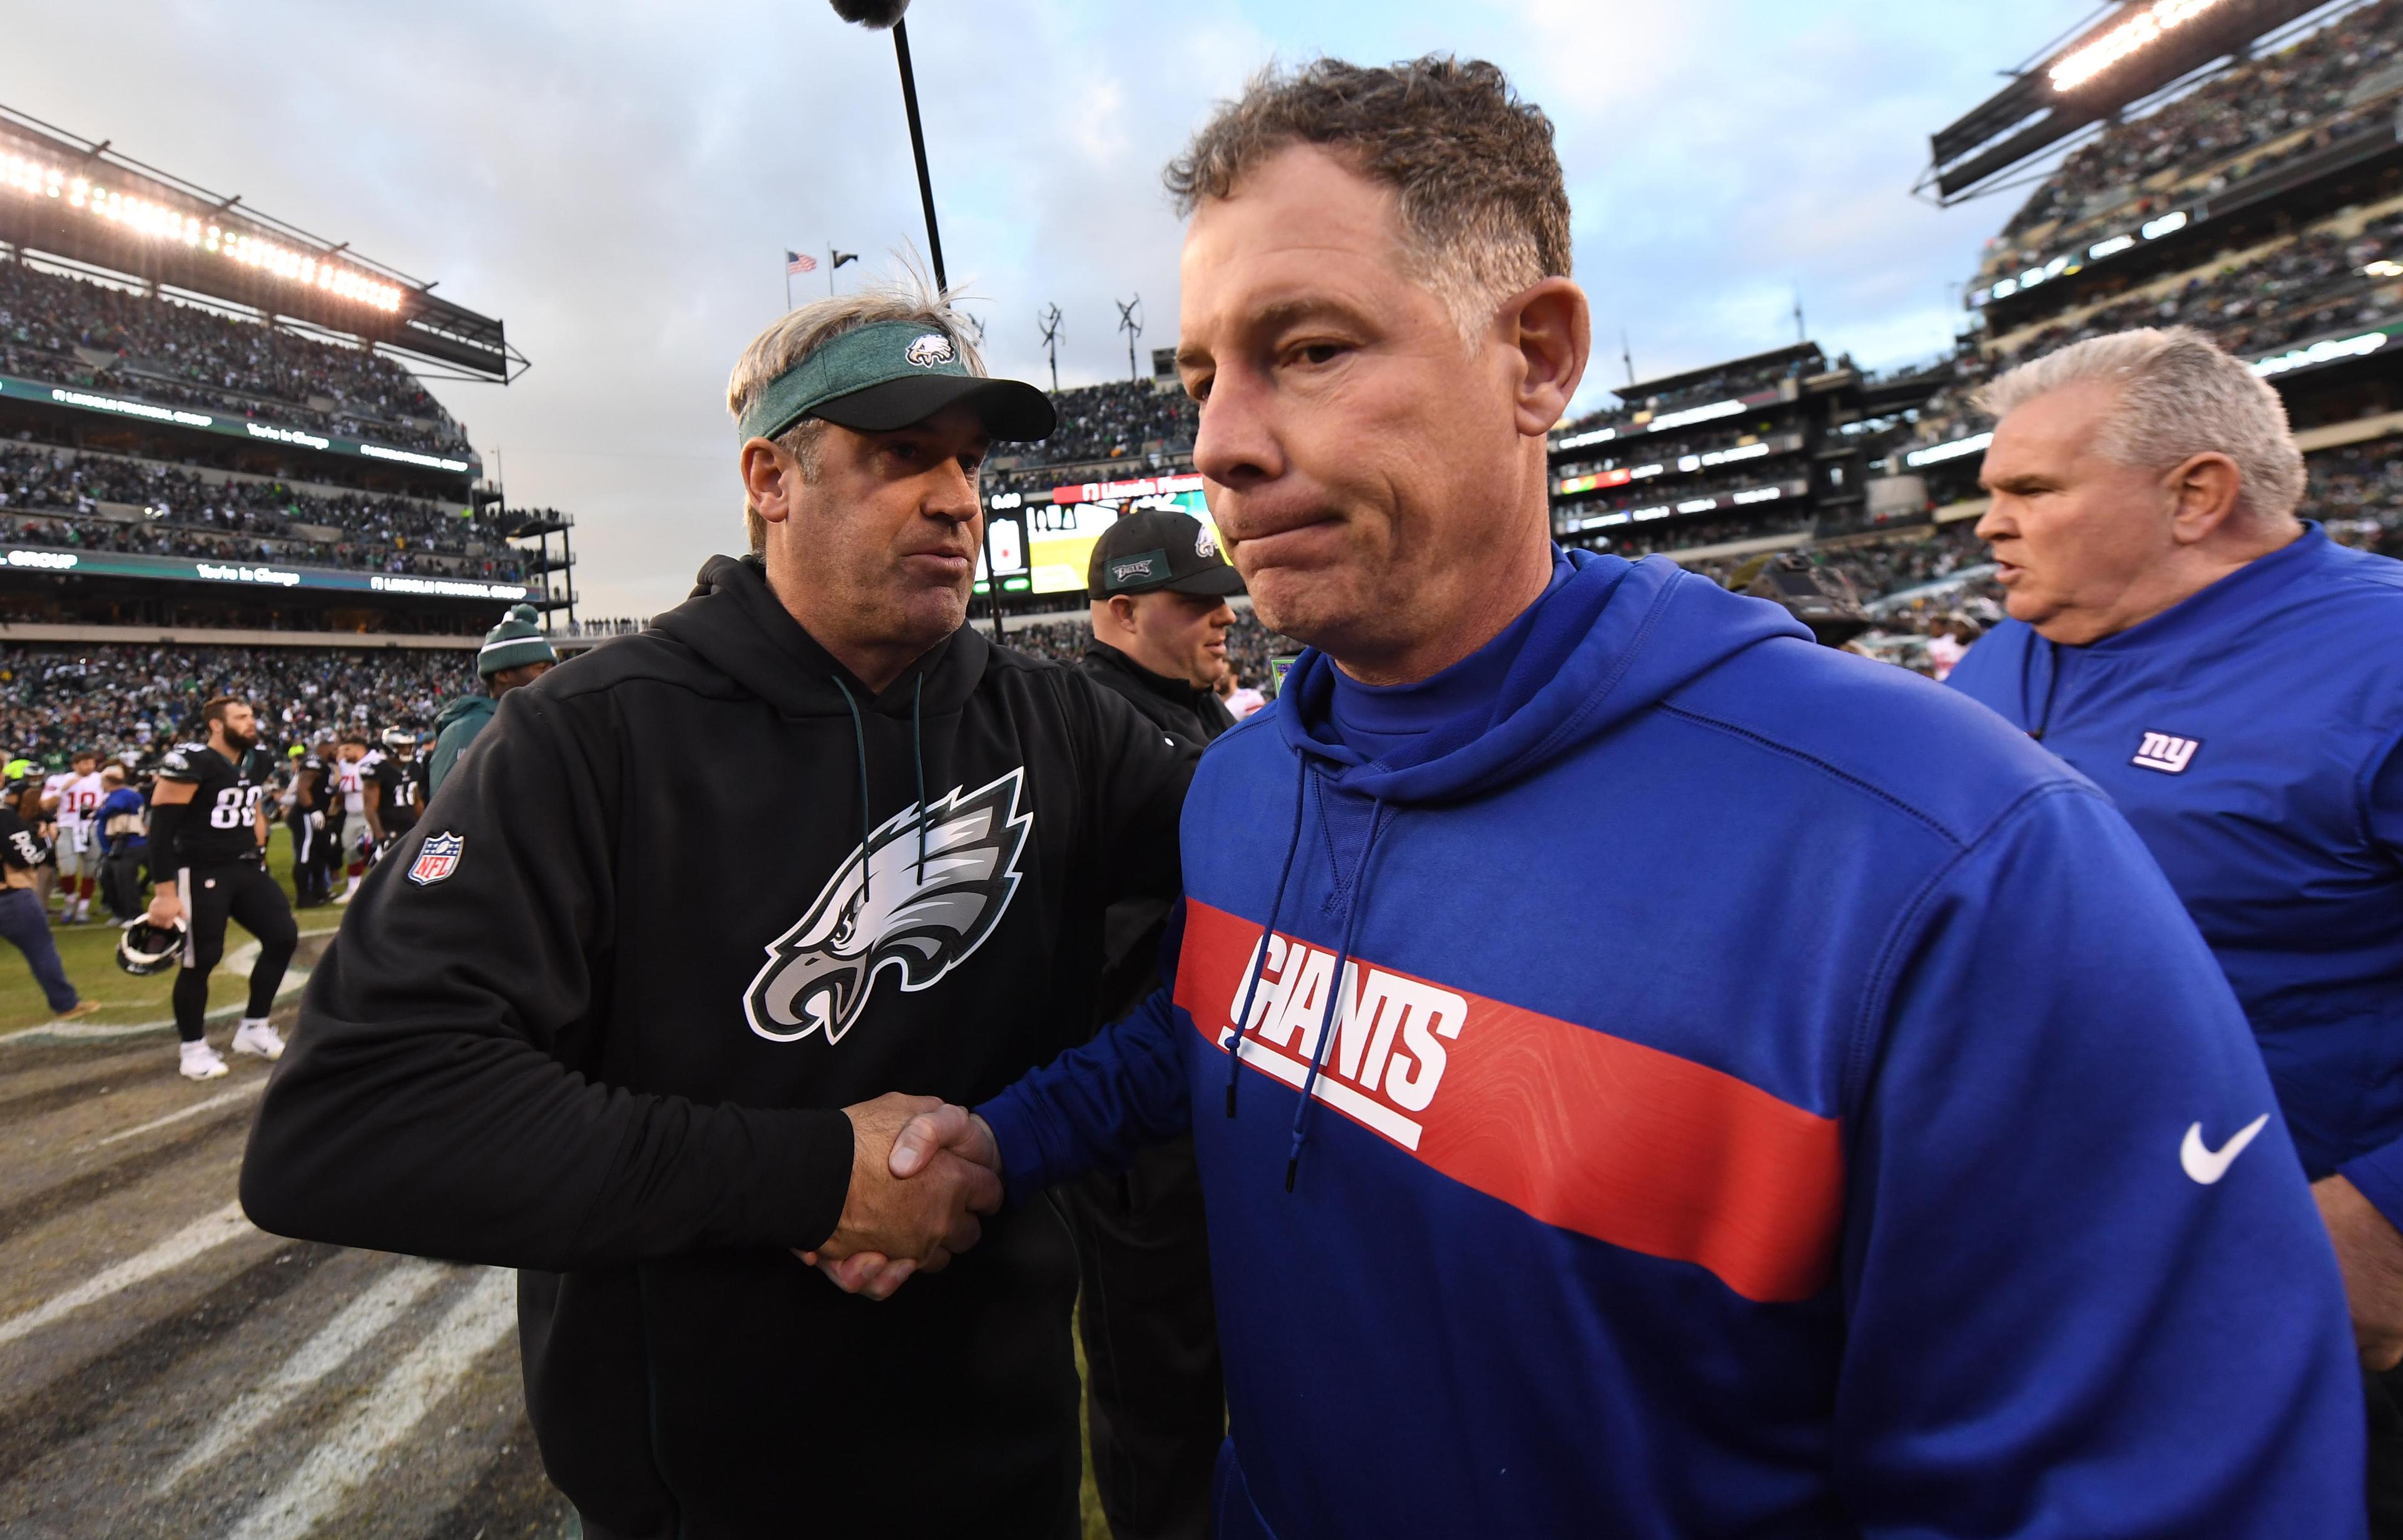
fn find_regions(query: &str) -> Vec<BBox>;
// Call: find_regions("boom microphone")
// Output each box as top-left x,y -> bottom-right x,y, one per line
828,0 -> 910,27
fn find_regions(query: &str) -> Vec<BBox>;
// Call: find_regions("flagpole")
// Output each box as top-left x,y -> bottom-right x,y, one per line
784,255 -> 792,313
829,248 -> 835,297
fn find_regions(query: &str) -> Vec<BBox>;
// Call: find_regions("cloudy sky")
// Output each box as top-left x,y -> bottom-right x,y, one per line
4,0 -> 2096,616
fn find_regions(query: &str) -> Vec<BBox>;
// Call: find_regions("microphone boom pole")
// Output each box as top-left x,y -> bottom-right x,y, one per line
835,1 -> 1003,640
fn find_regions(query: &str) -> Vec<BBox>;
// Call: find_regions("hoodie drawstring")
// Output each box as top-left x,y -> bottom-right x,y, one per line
912,674 -> 929,884
830,676 -> 875,904
1285,796 -> 1389,1194
1223,755 -> 1312,1120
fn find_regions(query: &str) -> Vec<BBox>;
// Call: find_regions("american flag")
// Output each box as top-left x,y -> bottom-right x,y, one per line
786,250 -> 818,275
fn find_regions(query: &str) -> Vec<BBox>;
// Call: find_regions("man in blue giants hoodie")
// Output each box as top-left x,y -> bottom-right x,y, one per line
1946,326 -> 2403,1531
827,58 -> 2364,1536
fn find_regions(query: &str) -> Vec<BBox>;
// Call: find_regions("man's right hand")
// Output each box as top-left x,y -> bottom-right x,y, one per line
146,889 -> 181,927
800,1093 -> 1002,1299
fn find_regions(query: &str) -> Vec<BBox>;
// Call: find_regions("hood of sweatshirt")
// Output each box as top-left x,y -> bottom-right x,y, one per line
1274,548 -> 1812,805
649,554 -> 989,718
435,692 -> 494,733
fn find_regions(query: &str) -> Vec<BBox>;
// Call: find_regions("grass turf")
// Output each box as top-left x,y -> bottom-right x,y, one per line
0,824 -> 332,1036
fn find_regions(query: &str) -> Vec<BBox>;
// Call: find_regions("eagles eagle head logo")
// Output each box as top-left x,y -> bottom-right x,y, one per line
743,768 -> 1032,1045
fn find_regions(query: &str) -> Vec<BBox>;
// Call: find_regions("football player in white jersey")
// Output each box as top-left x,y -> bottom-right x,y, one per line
334,734 -> 374,903
34,760 -> 73,914
47,748 -> 103,923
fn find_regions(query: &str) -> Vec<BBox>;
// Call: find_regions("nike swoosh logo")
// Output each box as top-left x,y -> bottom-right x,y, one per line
2180,1113 -> 2272,1185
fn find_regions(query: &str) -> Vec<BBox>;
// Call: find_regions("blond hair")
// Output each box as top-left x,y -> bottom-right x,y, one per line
1973,326 -> 2306,526
725,277 -> 987,554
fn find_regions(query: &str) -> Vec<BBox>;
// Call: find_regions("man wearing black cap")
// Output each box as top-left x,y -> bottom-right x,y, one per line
1068,507 -> 1242,1540
242,283 -> 1198,1539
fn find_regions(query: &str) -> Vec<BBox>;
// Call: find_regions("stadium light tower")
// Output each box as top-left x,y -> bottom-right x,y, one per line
1038,303 -> 1063,393
1117,295 -> 1143,382
829,0 -> 1004,639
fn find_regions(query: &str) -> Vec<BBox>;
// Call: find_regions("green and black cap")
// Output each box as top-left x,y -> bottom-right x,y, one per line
479,603 -> 558,679
1087,507 -> 1245,598
737,320 -> 1056,444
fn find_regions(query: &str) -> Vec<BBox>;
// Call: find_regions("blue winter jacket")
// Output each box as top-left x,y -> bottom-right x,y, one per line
982,549 -> 2362,1539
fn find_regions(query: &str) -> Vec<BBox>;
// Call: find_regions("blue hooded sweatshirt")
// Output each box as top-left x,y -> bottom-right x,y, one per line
981,548 -> 2361,1539
1949,524 -> 2403,1223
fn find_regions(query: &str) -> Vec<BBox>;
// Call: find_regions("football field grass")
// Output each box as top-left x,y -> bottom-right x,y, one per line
0,824 -> 330,1039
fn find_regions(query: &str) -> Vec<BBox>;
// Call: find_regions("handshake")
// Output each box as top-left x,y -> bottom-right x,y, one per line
799,1093 -> 1003,1300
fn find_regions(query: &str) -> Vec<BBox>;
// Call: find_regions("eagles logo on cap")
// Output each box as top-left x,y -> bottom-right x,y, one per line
905,333 -> 957,368
1196,524 -> 1218,559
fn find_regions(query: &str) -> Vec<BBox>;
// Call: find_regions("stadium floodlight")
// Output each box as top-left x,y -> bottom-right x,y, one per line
1,148 -> 404,312
2142,210 -> 2190,240
1555,426 -> 1618,451
1732,486 -> 1784,504
1648,398 -> 1750,432
2089,234 -> 2138,260
1904,432 -> 1995,468
2365,261 -> 2403,280
2050,0 -> 2233,93
2251,330 -> 2389,377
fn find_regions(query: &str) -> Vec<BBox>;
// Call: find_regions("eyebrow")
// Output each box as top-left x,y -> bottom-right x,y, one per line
1180,295 -> 1380,368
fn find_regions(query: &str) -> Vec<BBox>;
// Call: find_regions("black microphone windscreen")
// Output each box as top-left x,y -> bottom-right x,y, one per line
829,0 -> 911,26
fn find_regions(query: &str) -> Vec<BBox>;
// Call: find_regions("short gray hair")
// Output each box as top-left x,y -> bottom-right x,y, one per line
1165,56 -> 1569,343
1972,326 -> 2305,525
725,275 -> 987,554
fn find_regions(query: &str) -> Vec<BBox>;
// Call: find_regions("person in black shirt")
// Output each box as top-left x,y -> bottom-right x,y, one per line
146,695 -> 296,1081
1065,507 -> 1243,1540
0,780 -> 94,1021
288,737 -> 337,908
364,727 -> 428,852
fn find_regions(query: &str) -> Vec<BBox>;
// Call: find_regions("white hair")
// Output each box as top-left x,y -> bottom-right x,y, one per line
1972,326 -> 2305,525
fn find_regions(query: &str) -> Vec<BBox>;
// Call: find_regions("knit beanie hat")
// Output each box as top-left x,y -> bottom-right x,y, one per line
478,604 -> 558,678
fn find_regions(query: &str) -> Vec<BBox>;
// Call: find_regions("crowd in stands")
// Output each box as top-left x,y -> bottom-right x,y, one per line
0,443 -> 524,579
562,616 -> 646,638
1009,380 -> 1197,469
1553,424 -> 1802,486
1999,0 -> 2403,248
2298,433 -> 2403,553
1989,208 -> 2403,374
0,258 -> 471,456
0,643 -> 477,763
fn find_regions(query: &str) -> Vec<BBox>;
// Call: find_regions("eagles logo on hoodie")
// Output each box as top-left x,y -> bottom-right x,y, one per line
743,768 -> 1033,1044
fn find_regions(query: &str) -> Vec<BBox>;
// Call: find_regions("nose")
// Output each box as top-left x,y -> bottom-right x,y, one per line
1973,499 -> 2010,544
924,460 -> 980,530
1192,369 -> 1283,493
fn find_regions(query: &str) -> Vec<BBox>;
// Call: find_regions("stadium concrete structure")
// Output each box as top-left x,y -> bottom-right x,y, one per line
0,103 -> 584,724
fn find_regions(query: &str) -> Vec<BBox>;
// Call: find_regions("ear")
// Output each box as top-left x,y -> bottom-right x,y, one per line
1498,277 -> 1591,441
2162,451 -> 2243,545
741,439 -> 797,528
1107,594 -> 1140,630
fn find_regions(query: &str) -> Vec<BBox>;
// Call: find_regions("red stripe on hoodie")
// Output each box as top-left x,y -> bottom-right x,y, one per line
1175,898 -> 1844,1302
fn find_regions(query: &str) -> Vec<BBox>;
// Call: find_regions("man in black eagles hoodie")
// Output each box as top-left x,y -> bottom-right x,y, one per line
240,288 -> 1197,1540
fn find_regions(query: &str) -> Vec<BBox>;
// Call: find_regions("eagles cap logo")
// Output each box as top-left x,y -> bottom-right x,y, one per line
1195,523 -> 1219,559
904,332 -> 956,368
743,768 -> 1033,1045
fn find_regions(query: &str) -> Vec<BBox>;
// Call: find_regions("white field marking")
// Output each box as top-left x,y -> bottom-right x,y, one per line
0,926 -> 335,1048
0,1200 -> 257,1349
157,1257 -> 449,1492
222,1269 -> 518,1540
78,1076 -> 267,1154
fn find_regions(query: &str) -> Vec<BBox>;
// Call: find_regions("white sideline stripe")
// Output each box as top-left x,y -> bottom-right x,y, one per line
0,1200 -> 257,1349
78,1076 -> 267,1153
158,1258 -> 449,1492
222,1269 -> 518,1540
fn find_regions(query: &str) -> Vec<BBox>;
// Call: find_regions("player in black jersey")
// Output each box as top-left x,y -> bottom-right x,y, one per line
288,736 -> 337,907
364,727 -> 428,854
146,695 -> 297,1082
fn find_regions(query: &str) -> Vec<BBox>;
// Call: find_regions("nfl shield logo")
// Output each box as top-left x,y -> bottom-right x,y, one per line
408,832 -> 464,887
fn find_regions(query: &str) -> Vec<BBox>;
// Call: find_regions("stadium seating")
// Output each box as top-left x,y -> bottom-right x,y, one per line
1013,380 -> 1196,468
0,443 -> 525,580
0,643 -> 476,762
0,259 -> 471,456
1994,0 -> 2403,255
